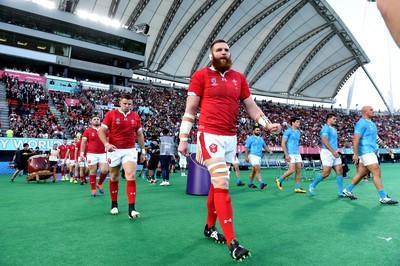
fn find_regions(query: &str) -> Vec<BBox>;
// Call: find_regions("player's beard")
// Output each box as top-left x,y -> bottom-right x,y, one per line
254,132 -> 260,136
212,56 -> 232,73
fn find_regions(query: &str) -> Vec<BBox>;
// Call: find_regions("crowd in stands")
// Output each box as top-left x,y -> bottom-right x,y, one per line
78,85 -> 400,149
2,73 -> 400,149
4,74 -> 66,139
49,90 -> 93,139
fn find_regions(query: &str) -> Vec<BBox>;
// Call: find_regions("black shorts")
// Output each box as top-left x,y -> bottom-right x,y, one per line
50,161 -> 58,168
148,156 -> 160,170
16,163 -> 28,174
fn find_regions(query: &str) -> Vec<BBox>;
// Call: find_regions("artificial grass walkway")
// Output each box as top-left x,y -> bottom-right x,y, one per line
1,163 -> 399,266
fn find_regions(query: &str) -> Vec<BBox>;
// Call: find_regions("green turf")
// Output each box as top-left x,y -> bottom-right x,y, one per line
1,164 -> 400,266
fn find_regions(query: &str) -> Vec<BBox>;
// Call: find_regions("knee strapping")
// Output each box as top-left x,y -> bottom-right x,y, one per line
208,162 -> 230,180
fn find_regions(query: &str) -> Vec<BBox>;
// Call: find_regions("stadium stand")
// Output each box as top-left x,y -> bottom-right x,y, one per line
1,68 -> 400,150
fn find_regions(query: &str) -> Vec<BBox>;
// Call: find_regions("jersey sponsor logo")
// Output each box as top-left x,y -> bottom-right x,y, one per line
116,118 -> 121,125
107,158 -> 112,164
209,143 -> 218,153
211,78 -> 218,86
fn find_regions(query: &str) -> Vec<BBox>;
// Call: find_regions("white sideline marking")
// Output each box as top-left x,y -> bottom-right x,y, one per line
377,236 -> 392,241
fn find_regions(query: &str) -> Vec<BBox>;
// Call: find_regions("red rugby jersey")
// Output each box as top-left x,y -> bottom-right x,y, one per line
188,67 -> 251,135
101,109 -> 142,149
82,127 -> 107,154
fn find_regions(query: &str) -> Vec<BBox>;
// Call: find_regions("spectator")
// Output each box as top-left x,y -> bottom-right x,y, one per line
6,128 -> 13,138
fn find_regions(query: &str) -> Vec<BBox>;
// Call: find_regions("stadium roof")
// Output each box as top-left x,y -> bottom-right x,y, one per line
64,0 -> 369,103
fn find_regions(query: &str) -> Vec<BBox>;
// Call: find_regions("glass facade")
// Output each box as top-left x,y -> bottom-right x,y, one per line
0,30 -> 70,56
0,5 -> 146,56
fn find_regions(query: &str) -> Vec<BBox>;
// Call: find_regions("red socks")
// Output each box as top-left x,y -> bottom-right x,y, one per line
89,175 -> 96,191
109,179 -> 119,202
98,173 -> 107,185
206,185 -> 217,227
214,188 -> 235,245
126,180 -> 137,204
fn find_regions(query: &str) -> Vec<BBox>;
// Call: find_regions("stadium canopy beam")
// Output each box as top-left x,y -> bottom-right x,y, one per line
108,0 -> 120,19
361,65 -> 392,114
335,65 -> 359,99
147,0 -> 183,68
227,0 -> 290,48
58,0 -> 79,13
295,57 -> 354,95
287,31 -> 335,94
248,23 -> 330,88
126,0 -> 150,31
190,0 -> 244,75
310,0 -> 390,113
244,0 -> 308,78
249,90 -> 335,104
157,0 -> 218,71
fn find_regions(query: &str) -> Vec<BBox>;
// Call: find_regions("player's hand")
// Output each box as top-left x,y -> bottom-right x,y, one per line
285,155 -> 290,162
140,154 -> 146,163
178,141 -> 189,157
333,151 -> 340,158
267,123 -> 282,134
352,154 -> 359,164
245,157 -> 249,163
105,143 -> 116,152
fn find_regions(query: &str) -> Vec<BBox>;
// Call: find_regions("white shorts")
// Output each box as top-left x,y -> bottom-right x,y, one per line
78,160 -> 88,168
248,154 -> 261,166
179,153 -> 187,167
198,132 -> 236,164
107,148 -> 138,168
289,154 -> 302,163
359,153 -> 378,166
60,158 -> 67,165
87,153 -> 107,166
68,160 -> 75,166
320,149 -> 342,167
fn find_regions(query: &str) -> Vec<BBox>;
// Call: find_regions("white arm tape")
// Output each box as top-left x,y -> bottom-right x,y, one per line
256,113 -> 272,128
179,113 -> 195,141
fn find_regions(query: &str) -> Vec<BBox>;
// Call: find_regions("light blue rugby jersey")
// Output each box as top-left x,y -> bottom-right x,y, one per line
245,135 -> 266,157
282,128 -> 300,155
320,124 -> 338,151
354,117 -> 378,155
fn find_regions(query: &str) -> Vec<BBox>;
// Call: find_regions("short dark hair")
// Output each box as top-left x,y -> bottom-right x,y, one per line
23,143 -> 29,147
290,117 -> 300,125
210,39 -> 227,51
121,93 -> 132,100
253,124 -> 260,130
326,113 -> 336,120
